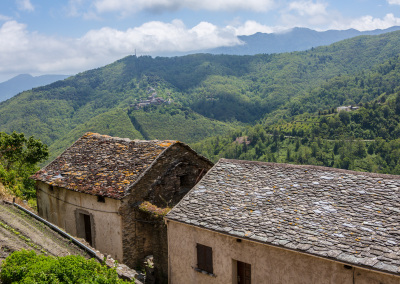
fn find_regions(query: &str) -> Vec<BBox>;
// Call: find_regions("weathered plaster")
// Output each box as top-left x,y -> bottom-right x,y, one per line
167,220 -> 400,284
36,181 -> 123,261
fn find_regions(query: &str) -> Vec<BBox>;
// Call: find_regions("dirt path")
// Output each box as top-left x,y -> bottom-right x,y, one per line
0,200 -> 91,265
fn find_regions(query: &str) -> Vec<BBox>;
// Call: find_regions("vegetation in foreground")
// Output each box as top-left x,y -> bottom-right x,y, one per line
0,250 -> 131,284
0,131 -> 48,205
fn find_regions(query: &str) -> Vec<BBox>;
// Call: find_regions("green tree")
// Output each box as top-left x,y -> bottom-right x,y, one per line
338,110 -> 351,125
353,140 -> 367,158
395,92 -> 400,115
0,131 -> 48,199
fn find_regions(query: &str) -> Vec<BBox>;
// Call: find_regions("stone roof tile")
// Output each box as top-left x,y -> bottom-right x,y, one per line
166,159 -> 400,276
31,132 -> 177,199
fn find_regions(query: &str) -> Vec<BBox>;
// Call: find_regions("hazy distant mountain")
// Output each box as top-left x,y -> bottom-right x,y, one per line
0,74 -> 69,102
206,26 -> 400,55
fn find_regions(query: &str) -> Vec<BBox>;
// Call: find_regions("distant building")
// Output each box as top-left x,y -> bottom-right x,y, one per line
166,159 -> 400,283
133,89 -> 169,109
31,133 -> 213,281
337,105 -> 359,112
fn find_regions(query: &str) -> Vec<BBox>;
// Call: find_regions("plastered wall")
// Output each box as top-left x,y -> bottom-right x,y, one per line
36,181 -> 123,261
167,220 -> 400,284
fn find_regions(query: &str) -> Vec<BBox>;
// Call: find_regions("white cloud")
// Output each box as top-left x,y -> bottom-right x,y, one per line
0,21 -> 79,76
0,21 -> 29,53
278,1 -> 332,29
81,20 -> 241,54
93,0 -> 276,14
331,13 -> 400,31
0,20 -> 242,80
16,0 -> 34,12
388,0 -> 400,5
288,0 -> 328,17
227,20 -> 287,36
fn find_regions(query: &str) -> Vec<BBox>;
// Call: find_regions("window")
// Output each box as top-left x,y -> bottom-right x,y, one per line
49,185 -> 54,192
180,175 -> 191,188
197,243 -> 213,274
97,195 -> 105,203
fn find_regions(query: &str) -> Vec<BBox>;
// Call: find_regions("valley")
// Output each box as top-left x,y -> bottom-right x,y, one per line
0,30 -> 399,173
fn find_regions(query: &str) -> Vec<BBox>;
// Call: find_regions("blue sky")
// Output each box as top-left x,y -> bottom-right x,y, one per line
0,0 -> 399,81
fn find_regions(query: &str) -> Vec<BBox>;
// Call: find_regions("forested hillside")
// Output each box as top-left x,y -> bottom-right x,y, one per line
0,30 -> 400,165
192,55 -> 400,174
193,99 -> 400,174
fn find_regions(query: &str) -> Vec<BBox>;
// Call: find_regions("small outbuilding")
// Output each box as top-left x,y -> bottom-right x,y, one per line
31,132 -> 213,280
165,159 -> 400,284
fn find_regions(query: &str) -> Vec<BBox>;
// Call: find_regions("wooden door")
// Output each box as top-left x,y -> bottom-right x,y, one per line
83,214 -> 92,246
237,261 -> 251,284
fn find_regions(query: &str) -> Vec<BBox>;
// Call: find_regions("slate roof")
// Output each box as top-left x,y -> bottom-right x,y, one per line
31,132 -> 179,199
166,159 -> 400,275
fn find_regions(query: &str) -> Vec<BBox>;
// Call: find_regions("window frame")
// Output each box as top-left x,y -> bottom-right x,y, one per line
196,243 -> 213,274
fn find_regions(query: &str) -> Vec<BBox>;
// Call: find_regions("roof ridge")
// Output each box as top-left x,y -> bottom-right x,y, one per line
83,132 -> 178,144
219,158 -> 400,179
124,141 -> 213,197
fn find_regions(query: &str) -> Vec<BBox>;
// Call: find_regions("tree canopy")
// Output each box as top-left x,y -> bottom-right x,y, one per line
0,131 -> 48,200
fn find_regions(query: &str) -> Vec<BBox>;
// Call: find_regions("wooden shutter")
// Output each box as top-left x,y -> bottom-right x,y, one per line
197,244 -> 213,273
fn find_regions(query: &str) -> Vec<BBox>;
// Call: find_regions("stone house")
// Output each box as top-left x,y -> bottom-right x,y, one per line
31,132 -> 213,280
165,159 -> 400,284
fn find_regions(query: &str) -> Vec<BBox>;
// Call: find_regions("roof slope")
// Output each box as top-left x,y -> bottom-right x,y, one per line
166,159 -> 400,275
31,132 -> 177,199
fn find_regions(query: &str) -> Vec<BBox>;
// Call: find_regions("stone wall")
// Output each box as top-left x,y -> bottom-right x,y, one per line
119,143 -> 212,283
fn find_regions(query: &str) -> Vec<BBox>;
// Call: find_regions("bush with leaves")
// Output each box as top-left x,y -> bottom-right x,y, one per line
0,131 -> 48,200
0,250 -> 132,284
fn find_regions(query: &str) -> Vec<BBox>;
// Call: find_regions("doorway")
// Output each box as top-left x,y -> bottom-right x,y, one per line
237,261 -> 251,284
83,214 -> 92,246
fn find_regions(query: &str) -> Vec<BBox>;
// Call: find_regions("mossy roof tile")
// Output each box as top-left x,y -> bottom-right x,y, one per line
31,132 -> 177,199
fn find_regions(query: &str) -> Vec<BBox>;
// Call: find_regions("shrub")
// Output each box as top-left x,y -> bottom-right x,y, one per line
0,250 -> 132,283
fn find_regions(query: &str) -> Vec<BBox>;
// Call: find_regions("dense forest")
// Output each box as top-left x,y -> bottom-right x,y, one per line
193,90 -> 400,174
0,30 -> 400,174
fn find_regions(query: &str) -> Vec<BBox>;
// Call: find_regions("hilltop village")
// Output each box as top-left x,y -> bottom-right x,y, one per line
132,87 -> 172,109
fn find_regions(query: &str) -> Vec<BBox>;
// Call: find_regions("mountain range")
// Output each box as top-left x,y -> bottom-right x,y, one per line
206,26 -> 400,55
1,29 -> 400,164
2,27 -> 400,103
0,74 -> 69,102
